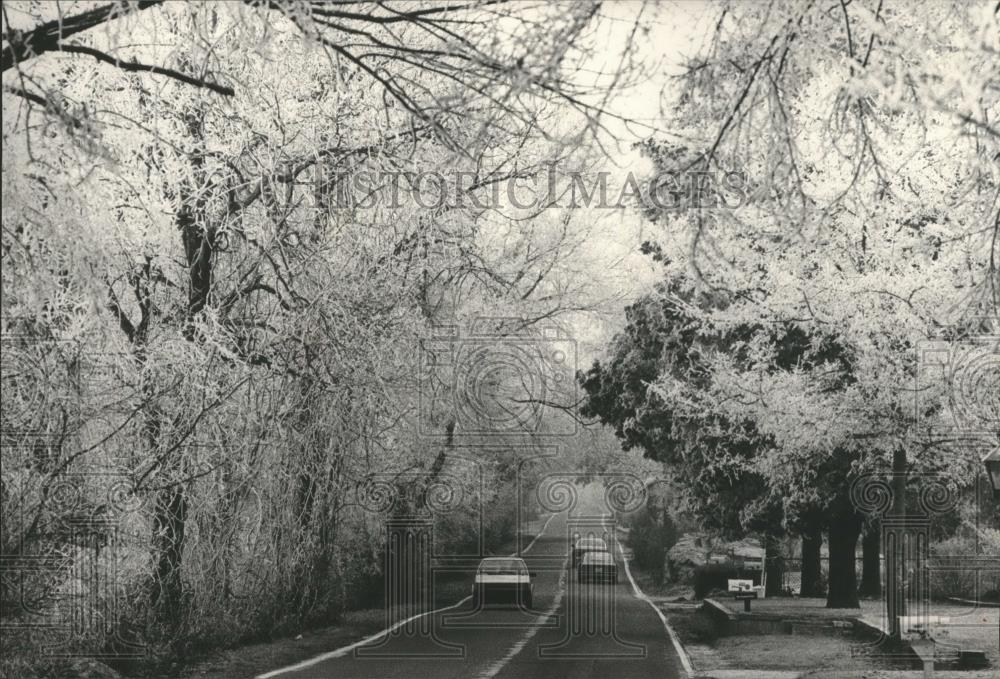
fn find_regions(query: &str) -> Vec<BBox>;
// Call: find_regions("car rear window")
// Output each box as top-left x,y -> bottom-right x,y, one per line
479,559 -> 526,574
581,552 -> 614,565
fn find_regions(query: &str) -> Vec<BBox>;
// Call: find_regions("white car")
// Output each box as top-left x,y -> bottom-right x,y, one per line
571,536 -> 609,569
578,550 -> 618,584
473,557 -> 534,608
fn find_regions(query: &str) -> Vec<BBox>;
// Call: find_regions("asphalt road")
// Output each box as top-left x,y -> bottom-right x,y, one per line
257,512 -> 685,679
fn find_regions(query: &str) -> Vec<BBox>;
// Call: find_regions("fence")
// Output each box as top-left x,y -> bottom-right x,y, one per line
779,556 -> 882,595
703,545 -> 999,599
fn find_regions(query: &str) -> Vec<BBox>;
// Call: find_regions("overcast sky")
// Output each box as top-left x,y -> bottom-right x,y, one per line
566,1 -> 716,364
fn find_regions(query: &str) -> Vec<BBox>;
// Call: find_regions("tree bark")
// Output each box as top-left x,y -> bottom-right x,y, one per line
150,485 -> 188,619
800,529 -> 824,597
1,1 -> 164,72
886,447 -> 908,638
179,205 -> 214,341
826,510 -> 862,608
763,533 -> 784,597
146,112 -> 212,624
859,519 -> 882,599
663,551 -> 675,583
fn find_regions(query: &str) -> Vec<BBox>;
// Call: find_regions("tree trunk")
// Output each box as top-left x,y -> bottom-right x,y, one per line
826,510 -> 862,608
886,447 -> 908,638
179,206 -> 214,341
763,534 -> 784,597
800,529 -> 824,597
150,485 -> 188,620
146,112 -> 213,623
859,520 -> 882,599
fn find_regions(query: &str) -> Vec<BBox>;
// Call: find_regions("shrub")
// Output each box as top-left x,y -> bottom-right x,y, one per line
691,560 -> 766,599
693,562 -> 739,599
672,608 -> 721,645
930,535 -> 1000,600
626,506 -> 678,583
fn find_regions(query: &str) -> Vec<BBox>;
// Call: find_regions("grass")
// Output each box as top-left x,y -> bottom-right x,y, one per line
695,596 -> 998,675
706,595 -> 869,620
858,600 -> 999,667
667,607 -> 723,646
670,610 -> 857,672
707,596 -> 998,666
618,532 -> 998,677
709,633 -> 880,672
615,531 -> 695,601
628,565 -> 695,601
666,605 -> 923,673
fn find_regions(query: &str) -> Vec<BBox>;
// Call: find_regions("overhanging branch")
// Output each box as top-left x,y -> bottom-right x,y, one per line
1,0 -> 163,72
59,44 -> 234,96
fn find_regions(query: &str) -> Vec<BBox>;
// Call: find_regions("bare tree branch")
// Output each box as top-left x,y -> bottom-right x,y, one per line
1,0 -> 163,72
59,43 -> 234,96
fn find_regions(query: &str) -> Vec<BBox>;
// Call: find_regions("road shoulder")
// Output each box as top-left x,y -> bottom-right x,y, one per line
616,527 -> 696,677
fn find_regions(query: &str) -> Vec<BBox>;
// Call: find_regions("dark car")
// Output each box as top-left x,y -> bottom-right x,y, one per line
473,557 -> 534,608
577,551 -> 618,584
571,536 -> 609,569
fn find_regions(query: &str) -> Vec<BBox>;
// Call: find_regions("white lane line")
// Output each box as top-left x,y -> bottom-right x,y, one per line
255,513 -> 556,679
522,512 -> 555,554
475,552 -> 568,679
255,595 -> 470,679
615,532 -> 695,677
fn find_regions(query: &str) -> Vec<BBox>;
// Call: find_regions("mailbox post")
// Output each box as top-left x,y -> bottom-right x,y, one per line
728,579 -> 760,612
735,589 -> 757,612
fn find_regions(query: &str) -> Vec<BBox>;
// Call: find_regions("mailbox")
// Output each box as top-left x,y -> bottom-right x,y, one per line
728,579 -> 761,611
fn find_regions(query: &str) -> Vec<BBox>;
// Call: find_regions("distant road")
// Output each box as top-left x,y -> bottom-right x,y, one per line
256,512 -> 686,679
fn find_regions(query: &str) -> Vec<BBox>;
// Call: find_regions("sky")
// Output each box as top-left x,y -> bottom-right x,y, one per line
561,1 -> 717,363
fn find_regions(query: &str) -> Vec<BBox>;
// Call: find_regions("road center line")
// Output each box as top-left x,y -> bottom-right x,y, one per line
255,512 -> 556,679
522,512 -> 555,553
474,541 -> 568,679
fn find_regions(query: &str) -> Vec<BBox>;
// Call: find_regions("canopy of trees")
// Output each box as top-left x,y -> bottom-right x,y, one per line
1,1 -> 649,669
2,2 -> 997,673
580,0 -> 998,610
